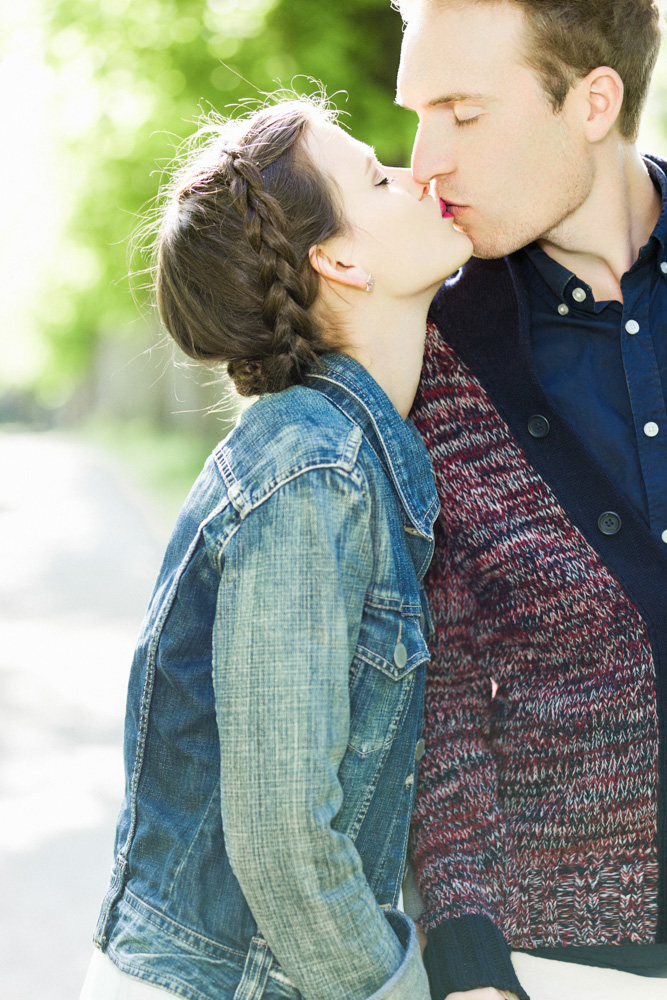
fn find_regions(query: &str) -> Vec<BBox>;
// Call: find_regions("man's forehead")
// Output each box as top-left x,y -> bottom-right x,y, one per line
396,44 -> 500,111
396,0 -> 526,108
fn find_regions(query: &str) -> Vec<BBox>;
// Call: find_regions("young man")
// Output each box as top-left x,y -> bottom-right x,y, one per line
395,1 -> 667,998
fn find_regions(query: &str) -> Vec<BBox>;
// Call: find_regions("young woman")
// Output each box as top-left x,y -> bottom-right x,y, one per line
81,97 -> 473,1000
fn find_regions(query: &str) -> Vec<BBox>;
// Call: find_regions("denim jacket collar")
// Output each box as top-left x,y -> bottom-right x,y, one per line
306,352 -> 439,539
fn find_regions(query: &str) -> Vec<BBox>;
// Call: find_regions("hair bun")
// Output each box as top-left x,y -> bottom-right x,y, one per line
226,358 -> 270,397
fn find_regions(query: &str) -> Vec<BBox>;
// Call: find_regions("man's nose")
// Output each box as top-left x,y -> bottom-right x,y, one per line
394,166 -> 431,199
411,122 -> 456,186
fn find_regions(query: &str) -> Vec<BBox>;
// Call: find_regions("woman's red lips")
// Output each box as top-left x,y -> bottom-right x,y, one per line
439,198 -> 454,218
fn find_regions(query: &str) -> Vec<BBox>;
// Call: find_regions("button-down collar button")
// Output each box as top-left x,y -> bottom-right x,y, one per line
598,511 -> 622,536
393,642 -> 408,669
662,529 -> 667,544
625,320 -> 640,335
572,287 -> 587,302
528,414 -> 550,439
661,262 -> 667,274
644,422 -> 659,438
415,737 -> 426,761
557,303 -> 570,316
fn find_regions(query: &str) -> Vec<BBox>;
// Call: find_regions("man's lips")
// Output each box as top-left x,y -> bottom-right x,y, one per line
439,198 -> 466,218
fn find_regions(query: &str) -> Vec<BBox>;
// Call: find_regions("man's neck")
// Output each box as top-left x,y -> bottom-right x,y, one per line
536,145 -> 662,303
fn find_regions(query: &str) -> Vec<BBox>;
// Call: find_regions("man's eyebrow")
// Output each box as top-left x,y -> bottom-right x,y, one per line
427,92 -> 490,107
396,92 -> 490,109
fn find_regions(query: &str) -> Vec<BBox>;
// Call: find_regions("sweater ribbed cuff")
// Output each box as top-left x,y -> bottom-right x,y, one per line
423,915 -> 530,1000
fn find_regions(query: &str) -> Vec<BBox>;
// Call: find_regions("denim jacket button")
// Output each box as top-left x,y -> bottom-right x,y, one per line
393,642 -> 408,669
415,737 -> 426,761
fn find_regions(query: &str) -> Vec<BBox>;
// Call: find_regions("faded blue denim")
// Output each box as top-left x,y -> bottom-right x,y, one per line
93,353 -> 439,1000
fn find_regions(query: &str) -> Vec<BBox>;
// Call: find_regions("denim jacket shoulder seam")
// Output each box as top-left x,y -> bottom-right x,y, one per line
212,460 -> 370,565
214,413 -> 363,509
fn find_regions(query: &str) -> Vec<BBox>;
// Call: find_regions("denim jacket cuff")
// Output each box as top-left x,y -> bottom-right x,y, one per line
367,909 -> 430,1000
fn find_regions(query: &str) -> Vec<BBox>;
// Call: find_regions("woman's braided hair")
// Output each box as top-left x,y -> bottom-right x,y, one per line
155,99 -> 346,396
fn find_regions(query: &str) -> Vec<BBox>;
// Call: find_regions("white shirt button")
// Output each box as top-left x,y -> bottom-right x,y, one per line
661,262 -> 667,274
625,320 -> 640,335
558,303 -> 569,316
572,287 -> 587,302
662,529 -> 667,544
644,422 -> 659,438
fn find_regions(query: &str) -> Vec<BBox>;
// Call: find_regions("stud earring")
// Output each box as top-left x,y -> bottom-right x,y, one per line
365,274 -> 374,293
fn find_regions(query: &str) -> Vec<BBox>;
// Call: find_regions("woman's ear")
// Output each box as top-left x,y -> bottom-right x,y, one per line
309,245 -> 369,291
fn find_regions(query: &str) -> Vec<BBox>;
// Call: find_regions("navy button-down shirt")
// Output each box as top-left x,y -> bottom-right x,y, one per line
517,158 -> 667,545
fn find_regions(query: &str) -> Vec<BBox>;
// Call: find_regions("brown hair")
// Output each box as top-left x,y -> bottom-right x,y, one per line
155,99 -> 346,397
397,0 -> 663,140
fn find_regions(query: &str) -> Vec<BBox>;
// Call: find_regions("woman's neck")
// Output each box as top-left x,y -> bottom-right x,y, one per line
325,290 -> 434,419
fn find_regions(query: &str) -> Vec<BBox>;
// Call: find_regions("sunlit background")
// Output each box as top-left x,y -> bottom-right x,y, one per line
1,2 -> 667,997
3,0 -> 667,429
0,0 -> 413,442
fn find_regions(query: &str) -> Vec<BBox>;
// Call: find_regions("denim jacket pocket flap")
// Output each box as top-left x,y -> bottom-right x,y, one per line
353,603 -> 430,681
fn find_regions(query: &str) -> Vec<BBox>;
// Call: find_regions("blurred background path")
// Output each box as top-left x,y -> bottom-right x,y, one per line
0,431 -> 169,1000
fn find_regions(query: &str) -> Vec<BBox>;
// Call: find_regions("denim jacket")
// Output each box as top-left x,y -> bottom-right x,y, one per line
93,353 -> 439,1000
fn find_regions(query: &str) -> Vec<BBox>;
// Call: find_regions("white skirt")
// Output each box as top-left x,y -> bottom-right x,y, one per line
80,950 -> 173,999
510,951 -> 667,1000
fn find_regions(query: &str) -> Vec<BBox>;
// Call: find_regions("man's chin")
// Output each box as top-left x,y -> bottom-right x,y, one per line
468,235 -> 528,260
457,220 -> 534,260
471,248 -> 509,260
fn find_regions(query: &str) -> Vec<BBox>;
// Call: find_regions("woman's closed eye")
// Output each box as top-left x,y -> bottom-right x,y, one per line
375,174 -> 395,187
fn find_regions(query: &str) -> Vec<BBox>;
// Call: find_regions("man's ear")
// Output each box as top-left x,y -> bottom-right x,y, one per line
580,66 -> 624,141
309,245 -> 369,291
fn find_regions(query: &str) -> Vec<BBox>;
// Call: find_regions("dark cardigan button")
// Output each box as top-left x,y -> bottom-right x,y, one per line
528,414 -> 550,438
598,511 -> 622,536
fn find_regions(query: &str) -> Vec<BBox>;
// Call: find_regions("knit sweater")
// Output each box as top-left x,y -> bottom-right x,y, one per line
409,249 -> 667,1000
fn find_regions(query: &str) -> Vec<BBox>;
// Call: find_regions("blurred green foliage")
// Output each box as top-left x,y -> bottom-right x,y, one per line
41,0 -> 414,400
12,0 -> 667,408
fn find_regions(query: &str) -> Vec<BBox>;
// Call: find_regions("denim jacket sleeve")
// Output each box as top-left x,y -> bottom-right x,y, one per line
212,463 -> 429,1000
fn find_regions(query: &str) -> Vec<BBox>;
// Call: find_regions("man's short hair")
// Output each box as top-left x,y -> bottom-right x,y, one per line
396,0 -> 664,140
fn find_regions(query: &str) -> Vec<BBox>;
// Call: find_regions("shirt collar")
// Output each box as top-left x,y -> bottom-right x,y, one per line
642,154 -> 667,255
520,155 -> 667,311
306,351 -> 440,538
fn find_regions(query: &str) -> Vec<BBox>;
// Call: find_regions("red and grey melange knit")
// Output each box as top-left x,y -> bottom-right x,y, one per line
409,256 -> 667,1000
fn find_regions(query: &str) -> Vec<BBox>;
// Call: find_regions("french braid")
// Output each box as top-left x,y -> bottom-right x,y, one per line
224,149 -> 323,396
154,100 -> 346,397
